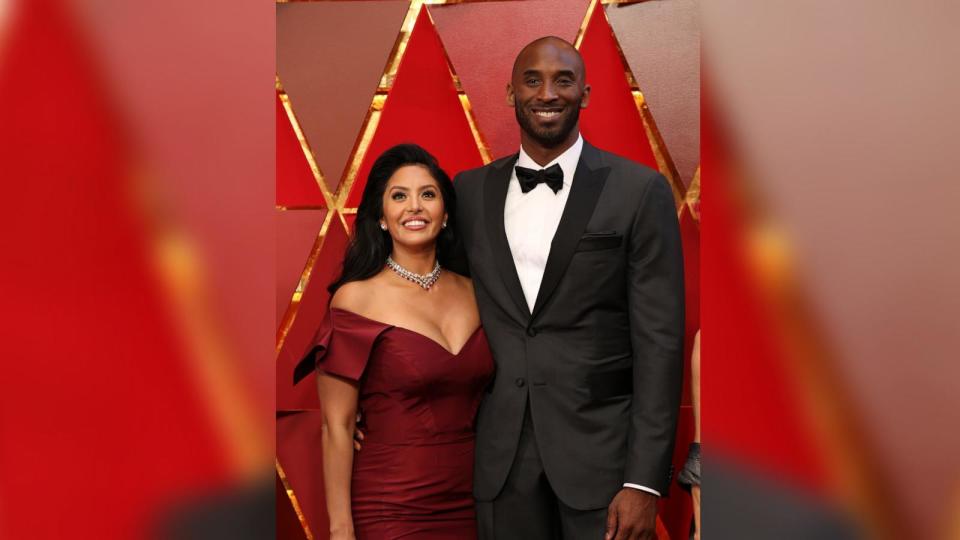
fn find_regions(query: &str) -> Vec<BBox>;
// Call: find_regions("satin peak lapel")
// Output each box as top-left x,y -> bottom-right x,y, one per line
531,142 -> 610,320
482,153 -> 530,323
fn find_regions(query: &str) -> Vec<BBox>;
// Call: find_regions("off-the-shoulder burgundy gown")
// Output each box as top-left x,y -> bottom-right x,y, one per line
296,308 -> 495,539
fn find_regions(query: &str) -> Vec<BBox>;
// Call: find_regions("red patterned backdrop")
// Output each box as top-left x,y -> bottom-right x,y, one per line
275,1 -> 700,538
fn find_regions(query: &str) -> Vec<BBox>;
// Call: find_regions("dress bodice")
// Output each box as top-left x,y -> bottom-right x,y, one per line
297,308 -> 495,445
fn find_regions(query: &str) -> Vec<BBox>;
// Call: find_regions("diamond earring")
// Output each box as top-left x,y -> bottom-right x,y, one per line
442,220 -> 448,229
380,222 -> 388,231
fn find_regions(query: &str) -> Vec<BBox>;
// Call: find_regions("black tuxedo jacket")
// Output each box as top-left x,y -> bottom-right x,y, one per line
453,141 -> 684,510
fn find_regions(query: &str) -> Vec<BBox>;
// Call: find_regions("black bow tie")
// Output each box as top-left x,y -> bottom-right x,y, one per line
515,163 -> 564,194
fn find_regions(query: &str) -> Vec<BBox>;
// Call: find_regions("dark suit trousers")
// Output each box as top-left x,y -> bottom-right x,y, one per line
476,402 -> 608,540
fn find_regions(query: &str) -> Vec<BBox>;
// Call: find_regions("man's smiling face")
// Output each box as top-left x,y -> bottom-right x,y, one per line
508,38 -> 590,149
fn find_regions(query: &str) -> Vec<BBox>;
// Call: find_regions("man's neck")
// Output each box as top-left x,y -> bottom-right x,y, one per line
520,129 -> 580,167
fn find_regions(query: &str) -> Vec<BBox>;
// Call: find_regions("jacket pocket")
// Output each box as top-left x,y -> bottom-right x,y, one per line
586,366 -> 633,400
576,231 -> 622,252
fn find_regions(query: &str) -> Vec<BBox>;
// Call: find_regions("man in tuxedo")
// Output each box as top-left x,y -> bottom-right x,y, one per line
453,37 -> 685,539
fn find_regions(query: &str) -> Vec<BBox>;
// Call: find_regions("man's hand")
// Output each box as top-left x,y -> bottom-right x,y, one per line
352,428 -> 364,451
353,412 -> 365,451
605,488 -> 657,540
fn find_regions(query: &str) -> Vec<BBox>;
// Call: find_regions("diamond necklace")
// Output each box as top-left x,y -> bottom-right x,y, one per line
386,256 -> 441,290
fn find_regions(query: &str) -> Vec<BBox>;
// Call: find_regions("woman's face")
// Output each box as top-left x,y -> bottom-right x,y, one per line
380,165 -> 447,251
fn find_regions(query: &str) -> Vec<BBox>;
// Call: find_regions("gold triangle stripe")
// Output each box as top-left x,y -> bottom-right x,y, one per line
684,165 -> 700,221
276,209 -> 335,353
424,4 -> 494,164
574,0 -> 687,209
276,75 -> 337,209
276,458 -> 315,540
334,94 -> 386,209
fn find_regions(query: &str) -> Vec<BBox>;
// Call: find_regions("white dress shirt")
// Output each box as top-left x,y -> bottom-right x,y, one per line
503,134 -> 660,498
504,135 -> 582,312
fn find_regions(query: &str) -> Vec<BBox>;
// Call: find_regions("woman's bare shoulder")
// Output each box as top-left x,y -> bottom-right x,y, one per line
330,278 -> 382,313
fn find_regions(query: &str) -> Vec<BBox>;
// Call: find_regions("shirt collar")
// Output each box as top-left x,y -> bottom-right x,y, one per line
516,133 -> 583,187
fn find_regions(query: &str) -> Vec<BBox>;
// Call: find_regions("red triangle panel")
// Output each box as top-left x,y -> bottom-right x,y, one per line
277,411 -> 327,540
578,5 -> 658,169
346,6 -> 484,207
277,91 -> 326,207
276,209 -> 327,329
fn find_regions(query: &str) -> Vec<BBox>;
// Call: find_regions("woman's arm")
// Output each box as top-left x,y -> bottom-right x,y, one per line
317,372 -> 361,540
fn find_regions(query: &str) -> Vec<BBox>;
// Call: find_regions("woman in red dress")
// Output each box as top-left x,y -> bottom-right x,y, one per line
295,144 -> 494,540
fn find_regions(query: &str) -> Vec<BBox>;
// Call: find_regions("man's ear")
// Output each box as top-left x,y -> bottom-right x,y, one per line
506,83 -> 516,107
580,84 -> 591,108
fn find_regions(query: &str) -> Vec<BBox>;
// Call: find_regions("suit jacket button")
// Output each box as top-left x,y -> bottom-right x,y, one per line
515,378 -> 526,387
526,327 -> 537,337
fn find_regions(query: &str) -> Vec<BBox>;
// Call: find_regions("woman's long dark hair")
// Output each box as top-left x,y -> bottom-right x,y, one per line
328,144 -> 458,295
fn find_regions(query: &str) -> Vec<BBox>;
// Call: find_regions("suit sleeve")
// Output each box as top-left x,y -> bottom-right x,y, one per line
624,174 -> 685,494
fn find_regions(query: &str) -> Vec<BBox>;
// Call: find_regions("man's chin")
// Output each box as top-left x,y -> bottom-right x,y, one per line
529,127 -> 570,147
517,111 -> 578,148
